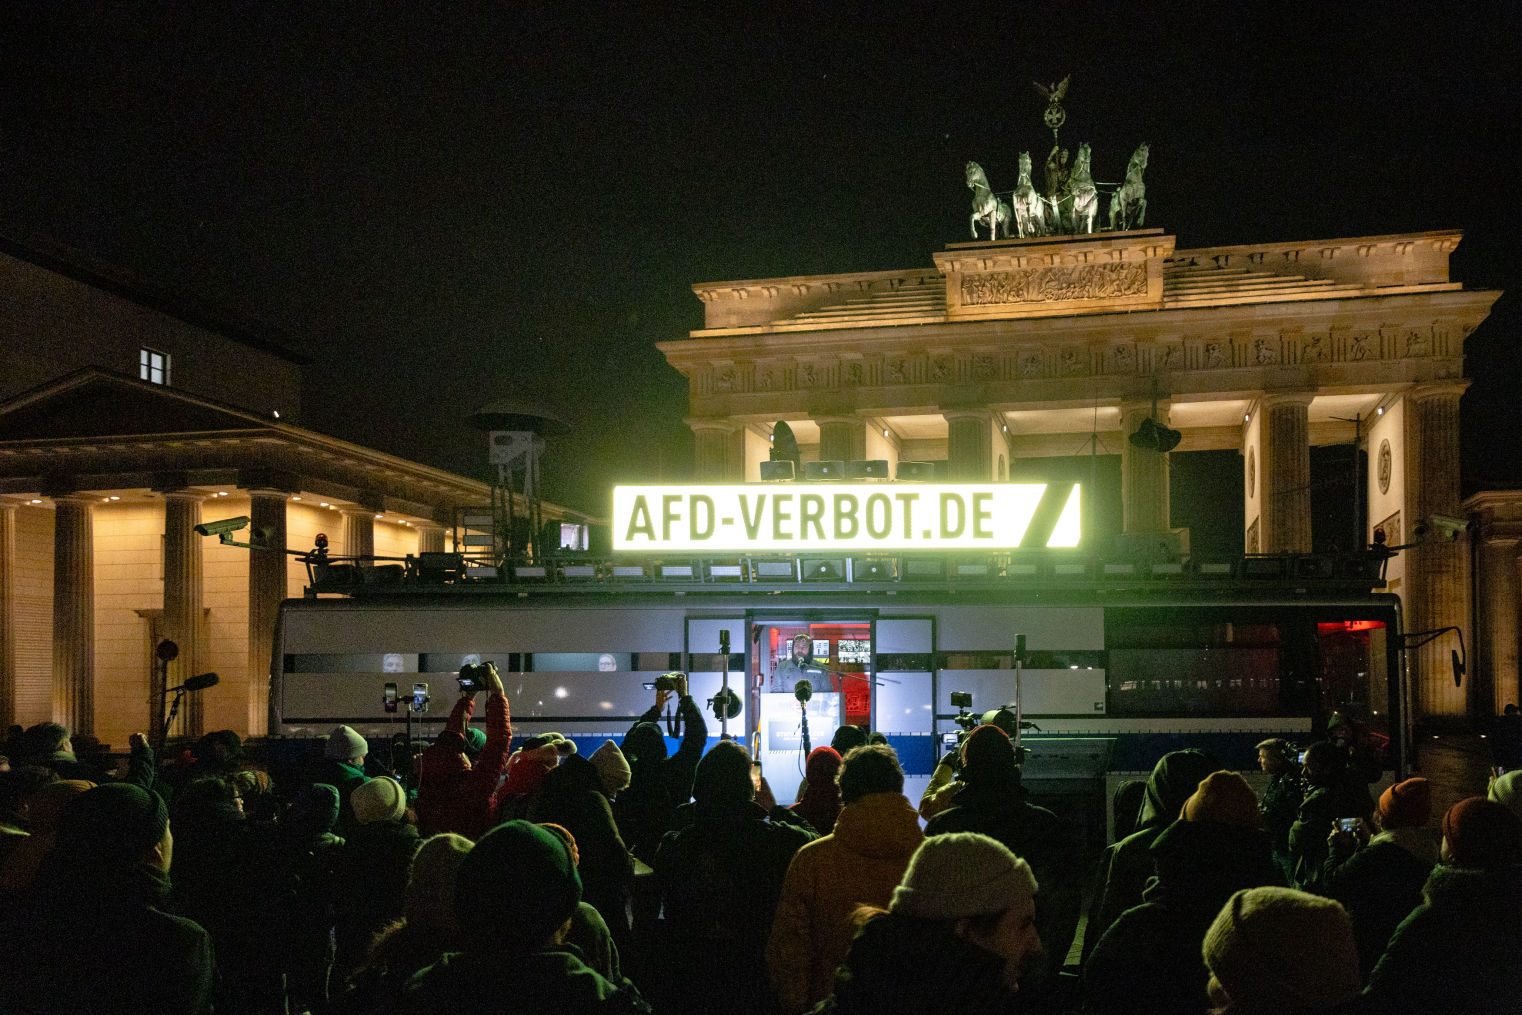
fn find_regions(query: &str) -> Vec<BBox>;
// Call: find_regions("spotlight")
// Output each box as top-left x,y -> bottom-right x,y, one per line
802,461 -> 845,481
896,461 -> 937,482
760,460 -> 796,481
844,460 -> 890,479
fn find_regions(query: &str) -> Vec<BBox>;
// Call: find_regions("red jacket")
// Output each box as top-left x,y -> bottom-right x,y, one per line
416,693 -> 511,839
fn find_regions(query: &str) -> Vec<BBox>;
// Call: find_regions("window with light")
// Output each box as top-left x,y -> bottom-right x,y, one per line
139,348 -> 170,385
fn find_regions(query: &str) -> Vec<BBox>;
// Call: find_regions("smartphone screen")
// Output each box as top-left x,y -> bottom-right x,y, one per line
1338,817 -> 1359,833
384,682 -> 398,704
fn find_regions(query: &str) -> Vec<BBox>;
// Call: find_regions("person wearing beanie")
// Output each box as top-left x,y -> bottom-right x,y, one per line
332,776 -> 421,982
614,676 -> 708,864
491,730 -> 576,821
792,745 -> 844,835
1083,748 -> 1220,964
537,822 -> 624,984
1490,767 -> 1522,822
652,740 -> 816,1015
768,744 -> 924,1015
347,833 -> 474,1010
1365,796 -> 1522,1014
417,663 -> 512,839
310,724 -> 372,837
1322,776 -> 1439,977
590,739 -> 632,799
526,735 -> 637,950
923,723 -> 1083,988
0,783 -> 216,1015
396,820 -> 649,1013
1084,770 -> 1283,1015
812,832 -> 1041,1014
0,776 -> 93,892
1202,886 -> 1361,1015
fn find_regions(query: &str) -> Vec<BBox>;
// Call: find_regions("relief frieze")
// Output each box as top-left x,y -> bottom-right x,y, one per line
959,262 -> 1148,307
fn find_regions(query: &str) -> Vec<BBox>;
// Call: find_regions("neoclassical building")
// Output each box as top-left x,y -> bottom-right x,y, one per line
0,235 -> 589,749
658,228 -> 1506,719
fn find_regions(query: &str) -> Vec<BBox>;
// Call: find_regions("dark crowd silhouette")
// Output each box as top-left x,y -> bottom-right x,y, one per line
2,673 -> 1521,1015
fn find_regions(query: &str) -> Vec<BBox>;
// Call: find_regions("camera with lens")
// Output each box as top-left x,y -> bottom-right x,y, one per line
942,690 -> 1033,766
643,671 -> 688,696
457,660 -> 497,693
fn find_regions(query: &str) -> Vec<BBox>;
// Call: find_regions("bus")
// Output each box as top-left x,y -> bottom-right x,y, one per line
269,550 -> 1408,835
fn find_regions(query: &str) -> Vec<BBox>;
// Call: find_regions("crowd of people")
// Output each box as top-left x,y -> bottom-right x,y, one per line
2,674 -> 1521,1015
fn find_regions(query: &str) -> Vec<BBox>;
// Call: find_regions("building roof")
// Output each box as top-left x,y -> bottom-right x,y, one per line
0,229 -> 311,366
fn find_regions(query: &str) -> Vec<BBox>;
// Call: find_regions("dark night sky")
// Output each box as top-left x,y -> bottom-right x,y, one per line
1,3 -> 1520,525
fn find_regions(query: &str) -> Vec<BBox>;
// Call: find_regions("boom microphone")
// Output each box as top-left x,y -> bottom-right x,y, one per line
168,672 -> 219,693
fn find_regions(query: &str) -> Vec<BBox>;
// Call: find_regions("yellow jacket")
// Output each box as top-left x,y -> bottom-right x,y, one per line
765,791 -> 925,1014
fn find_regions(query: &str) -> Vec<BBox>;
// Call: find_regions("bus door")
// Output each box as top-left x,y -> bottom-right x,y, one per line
748,613 -> 873,787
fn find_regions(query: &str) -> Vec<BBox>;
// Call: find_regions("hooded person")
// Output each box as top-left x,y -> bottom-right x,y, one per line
1322,776 -> 1440,977
1202,887 -> 1361,1015
526,739 -> 636,948
653,740 -> 816,1015
1365,796 -> 1522,1014
1083,748 -> 1220,962
0,783 -> 216,1015
590,740 -> 633,800
768,744 -> 925,1015
791,746 -> 843,834
274,783 -> 347,1015
614,680 -> 708,863
416,663 -> 512,839
396,820 -> 650,1013
1083,771 -> 1284,1015
1488,767 -> 1522,823
18,720 -> 109,782
924,723 -> 1082,988
813,832 -> 1042,1014
537,822 -> 623,982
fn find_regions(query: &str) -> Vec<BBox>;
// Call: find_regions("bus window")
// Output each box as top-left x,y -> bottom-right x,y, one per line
1107,620 -> 1287,716
1316,620 -> 1391,741
757,622 -> 872,729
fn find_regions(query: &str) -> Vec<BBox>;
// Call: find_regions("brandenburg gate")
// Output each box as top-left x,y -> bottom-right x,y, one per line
657,226 -> 1503,720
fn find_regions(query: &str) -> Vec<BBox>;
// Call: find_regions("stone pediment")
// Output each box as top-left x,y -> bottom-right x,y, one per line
0,369 -> 268,442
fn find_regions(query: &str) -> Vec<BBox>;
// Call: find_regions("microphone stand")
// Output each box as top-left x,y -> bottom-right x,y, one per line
719,630 -> 731,740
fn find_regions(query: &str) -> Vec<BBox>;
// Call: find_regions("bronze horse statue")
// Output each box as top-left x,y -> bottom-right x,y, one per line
966,161 -> 1012,241
1109,143 -> 1149,231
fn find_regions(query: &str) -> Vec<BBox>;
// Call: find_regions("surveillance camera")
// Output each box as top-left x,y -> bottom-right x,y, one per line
194,516 -> 250,538
1413,513 -> 1472,541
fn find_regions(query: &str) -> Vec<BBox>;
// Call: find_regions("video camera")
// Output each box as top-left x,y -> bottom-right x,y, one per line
457,661 -> 497,693
941,690 -> 1036,765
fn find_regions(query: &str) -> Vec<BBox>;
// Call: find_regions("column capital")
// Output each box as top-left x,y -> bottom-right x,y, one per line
162,489 -> 206,504
1257,390 -> 1316,410
939,406 -> 995,423
1407,379 -> 1470,402
684,417 -> 737,434
50,492 -> 99,508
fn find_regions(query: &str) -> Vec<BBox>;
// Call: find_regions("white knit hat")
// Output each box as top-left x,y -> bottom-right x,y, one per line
325,724 -> 368,761
590,740 -> 631,797
1203,887 -> 1360,1013
890,832 -> 1036,920
351,776 -> 407,824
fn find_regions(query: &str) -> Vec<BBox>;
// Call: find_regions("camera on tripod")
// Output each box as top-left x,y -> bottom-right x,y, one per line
942,690 -> 1035,765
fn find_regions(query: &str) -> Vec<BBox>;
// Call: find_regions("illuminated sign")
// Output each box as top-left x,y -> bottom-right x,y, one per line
612,483 -> 1080,551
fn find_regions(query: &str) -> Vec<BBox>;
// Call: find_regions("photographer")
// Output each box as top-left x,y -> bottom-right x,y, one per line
615,674 -> 707,863
417,661 -> 511,840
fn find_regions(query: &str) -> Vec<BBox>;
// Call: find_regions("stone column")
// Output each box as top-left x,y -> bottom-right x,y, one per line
688,419 -> 739,481
944,409 -> 993,481
1476,534 -> 1521,713
1259,392 -> 1314,553
1404,383 -> 1469,718
246,490 -> 288,738
341,507 -> 374,560
51,495 -> 95,734
163,491 -> 206,737
815,417 -> 862,463
0,503 -> 16,731
1120,400 -> 1172,533
417,523 -> 447,554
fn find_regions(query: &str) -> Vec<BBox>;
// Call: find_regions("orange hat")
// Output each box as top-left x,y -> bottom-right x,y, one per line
1181,771 -> 1261,829
1378,777 -> 1431,829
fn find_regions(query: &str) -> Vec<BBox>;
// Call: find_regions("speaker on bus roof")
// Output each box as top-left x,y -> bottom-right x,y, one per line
851,557 -> 896,581
760,460 -> 796,481
845,459 -> 890,479
896,461 -> 937,482
802,557 -> 845,581
803,461 -> 845,481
